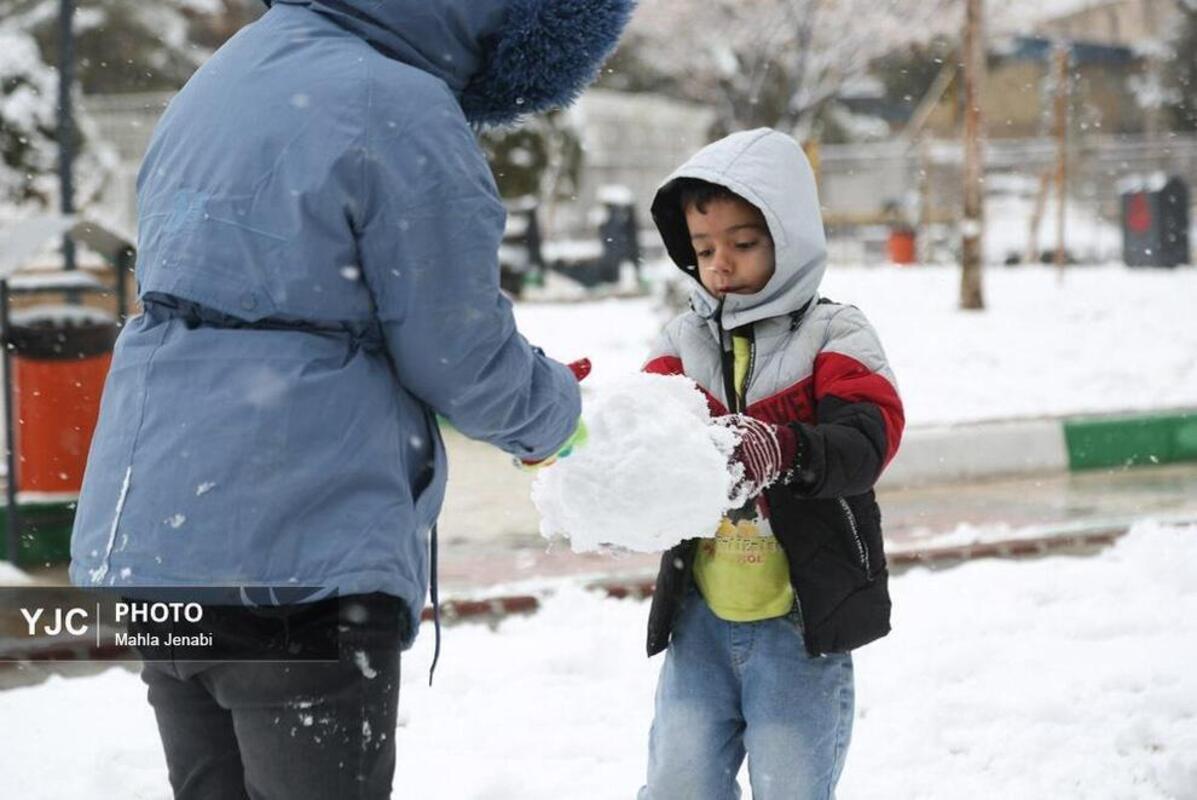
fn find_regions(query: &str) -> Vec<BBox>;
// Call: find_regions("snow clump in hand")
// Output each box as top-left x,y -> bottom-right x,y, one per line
532,372 -> 741,553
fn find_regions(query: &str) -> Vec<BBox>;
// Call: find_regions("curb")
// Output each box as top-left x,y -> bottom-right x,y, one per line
421,525 -> 1132,626
880,408 -> 1197,488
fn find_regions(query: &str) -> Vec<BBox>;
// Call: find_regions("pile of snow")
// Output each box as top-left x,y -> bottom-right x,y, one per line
532,373 -> 739,553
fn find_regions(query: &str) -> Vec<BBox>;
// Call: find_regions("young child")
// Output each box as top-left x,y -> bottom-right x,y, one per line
638,128 -> 905,800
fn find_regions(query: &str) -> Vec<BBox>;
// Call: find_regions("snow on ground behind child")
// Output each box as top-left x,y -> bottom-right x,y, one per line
512,295 -> 663,389
515,265 -> 1197,427
532,372 -> 739,552
842,520 -> 1197,800
3,521 -> 1195,798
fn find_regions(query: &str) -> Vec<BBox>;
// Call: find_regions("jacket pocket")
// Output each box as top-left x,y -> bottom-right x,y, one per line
411,404 -> 448,529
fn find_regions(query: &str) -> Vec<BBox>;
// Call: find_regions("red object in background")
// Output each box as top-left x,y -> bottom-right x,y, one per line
10,322 -> 115,494
1126,192 -> 1152,234
888,228 -> 917,265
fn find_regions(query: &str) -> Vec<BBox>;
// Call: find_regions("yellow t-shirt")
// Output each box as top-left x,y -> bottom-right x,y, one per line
692,332 -> 794,622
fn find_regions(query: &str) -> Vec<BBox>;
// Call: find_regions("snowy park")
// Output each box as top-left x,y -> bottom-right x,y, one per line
0,262 -> 1194,799
3,0 -> 1197,798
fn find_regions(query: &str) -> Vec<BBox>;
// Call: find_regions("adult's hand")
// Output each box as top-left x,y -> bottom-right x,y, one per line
518,357 -> 591,470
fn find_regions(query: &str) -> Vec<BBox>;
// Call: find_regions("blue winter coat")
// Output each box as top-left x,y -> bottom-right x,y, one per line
68,0 -> 630,643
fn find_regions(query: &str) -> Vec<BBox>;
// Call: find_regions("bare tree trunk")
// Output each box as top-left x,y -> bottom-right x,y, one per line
960,0 -> 985,309
1053,43 -> 1070,276
918,136 -> 932,263
537,117 -> 566,240
1026,168 -> 1052,265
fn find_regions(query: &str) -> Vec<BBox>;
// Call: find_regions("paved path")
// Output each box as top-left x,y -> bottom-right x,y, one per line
11,428 -> 1197,594
432,430 -> 1197,590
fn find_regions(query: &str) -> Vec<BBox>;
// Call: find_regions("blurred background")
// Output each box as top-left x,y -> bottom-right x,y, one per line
4,0 -> 1197,270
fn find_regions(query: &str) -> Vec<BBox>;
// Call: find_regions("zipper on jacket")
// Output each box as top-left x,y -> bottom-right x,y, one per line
717,311 -> 757,413
791,587 -> 806,640
839,497 -> 871,577
739,329 -> 756,406
716,304 -> 739,413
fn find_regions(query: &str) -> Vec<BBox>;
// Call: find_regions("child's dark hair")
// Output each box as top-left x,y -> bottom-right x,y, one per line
674,178 -> 746,215
651,176 -> 765,273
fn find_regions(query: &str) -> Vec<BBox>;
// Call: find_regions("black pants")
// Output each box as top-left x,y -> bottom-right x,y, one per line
140,594 -> 407,800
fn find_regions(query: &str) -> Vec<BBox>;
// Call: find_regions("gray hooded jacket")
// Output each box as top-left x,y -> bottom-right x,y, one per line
644,129 -> 905,656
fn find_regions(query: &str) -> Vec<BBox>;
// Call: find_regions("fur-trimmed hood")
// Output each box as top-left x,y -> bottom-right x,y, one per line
271,0 -> 633,126
651,129 -> 828,330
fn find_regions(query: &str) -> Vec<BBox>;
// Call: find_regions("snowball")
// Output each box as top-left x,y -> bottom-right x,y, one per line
532,373 -> 740,553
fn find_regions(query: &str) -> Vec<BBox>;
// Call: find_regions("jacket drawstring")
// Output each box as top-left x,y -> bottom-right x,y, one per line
428,522 -> 441,686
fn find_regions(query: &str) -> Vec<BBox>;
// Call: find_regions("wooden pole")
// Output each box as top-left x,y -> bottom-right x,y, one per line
1026,168 -> 1052,265
1053,43 -> 1070,275
918,136 -> 931,263
57,0 -> 77,278
960,0 -> 985,309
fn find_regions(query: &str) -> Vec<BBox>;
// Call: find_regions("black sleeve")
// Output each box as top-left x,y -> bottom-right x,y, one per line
783,395 -> 889,499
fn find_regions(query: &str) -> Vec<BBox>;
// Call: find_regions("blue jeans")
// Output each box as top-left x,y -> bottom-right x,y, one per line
639,591 -> 854,800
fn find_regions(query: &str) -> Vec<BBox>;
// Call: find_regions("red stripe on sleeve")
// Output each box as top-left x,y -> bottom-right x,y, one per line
814,352 -> 905,467
643,355 -> 683,376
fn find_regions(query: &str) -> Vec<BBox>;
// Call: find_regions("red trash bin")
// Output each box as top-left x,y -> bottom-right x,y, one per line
887,226 -> 917,265
9,313 -> 117,494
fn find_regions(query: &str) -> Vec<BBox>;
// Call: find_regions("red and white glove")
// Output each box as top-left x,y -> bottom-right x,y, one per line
716,414 -> 799,497
567,357 -> 591,382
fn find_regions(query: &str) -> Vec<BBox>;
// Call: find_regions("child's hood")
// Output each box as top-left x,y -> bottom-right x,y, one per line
651,128 -> 826,330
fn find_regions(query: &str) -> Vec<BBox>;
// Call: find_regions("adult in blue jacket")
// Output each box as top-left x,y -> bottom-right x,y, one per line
68,0 -> 631,796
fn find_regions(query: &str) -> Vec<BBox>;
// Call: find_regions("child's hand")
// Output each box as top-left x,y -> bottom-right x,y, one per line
716,414 -> 798,496
567,358 -> 591,382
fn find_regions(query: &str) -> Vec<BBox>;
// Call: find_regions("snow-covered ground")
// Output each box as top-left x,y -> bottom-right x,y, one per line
0,560 -> 32,584
0,521 -> 1193,798
3,251 -> 1194,798
516,263 -> 1197,427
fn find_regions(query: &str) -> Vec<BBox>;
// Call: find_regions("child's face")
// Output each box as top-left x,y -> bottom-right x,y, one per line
685,197 -> 775,299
